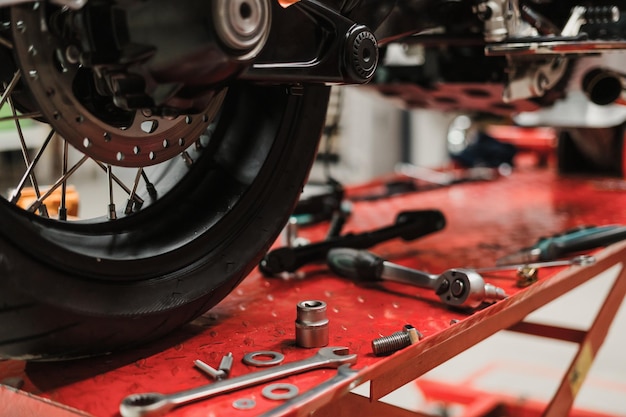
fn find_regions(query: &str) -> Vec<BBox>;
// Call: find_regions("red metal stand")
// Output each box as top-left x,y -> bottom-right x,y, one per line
1,168 -> 625,417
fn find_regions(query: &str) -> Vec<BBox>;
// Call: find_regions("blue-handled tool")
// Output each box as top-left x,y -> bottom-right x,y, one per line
497,225 -> 626,265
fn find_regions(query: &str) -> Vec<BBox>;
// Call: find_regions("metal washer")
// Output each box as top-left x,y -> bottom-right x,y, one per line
242,351 -> 285,367
262,383 -> 299,401
232,398 -> 256,410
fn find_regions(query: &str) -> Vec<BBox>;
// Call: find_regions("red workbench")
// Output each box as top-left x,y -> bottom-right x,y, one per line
1,167 -> 626,417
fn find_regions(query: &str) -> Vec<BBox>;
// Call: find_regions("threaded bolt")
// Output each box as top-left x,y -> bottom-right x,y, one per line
371,325 -> 422,356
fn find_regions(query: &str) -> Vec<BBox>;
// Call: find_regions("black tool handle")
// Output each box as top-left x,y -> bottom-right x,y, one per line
259,209 -> 445,275
326,248 -> 384,281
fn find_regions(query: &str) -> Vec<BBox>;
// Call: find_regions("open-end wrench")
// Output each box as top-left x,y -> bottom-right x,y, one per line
327,248 -> 507,310
258,364 -> 359,417
119,347 -> 357,417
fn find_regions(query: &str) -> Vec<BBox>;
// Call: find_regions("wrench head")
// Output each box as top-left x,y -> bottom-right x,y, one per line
119,392 -> 174,417
315,347 -> 358,366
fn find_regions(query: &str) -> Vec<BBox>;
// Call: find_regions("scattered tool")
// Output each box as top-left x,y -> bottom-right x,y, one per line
242,351 -> 285,367
497,225 -> 626,265
262,383 -> 300,401
296,300 -> 329,348
260,209 -> 446,276
371,324 -> 423,356
232,398 -> 256,410
477,255 -> 596,274
194,352 -> 233,380
257,364 -> 359,417
476,255 -> 596,287
327,248 -> 507,310
119,347 -> 357,417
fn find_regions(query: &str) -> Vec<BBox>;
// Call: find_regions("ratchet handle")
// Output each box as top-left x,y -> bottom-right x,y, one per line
327,248 -> 384,281
259,209 -> 445,275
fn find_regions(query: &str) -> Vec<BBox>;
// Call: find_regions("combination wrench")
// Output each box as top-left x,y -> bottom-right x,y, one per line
119,347 -> 357,417
258,364 -> 359,417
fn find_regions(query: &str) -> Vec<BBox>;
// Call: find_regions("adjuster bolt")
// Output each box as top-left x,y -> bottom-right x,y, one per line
371,324 -> 423,356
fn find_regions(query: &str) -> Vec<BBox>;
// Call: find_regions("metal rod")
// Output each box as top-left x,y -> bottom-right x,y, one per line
474,255 -> 596,274
59,140 -> 69,220
0,71 -> 20,110
0,112 -> 43,122
125,168 -> 144,214
141,170 -> 157,200
9,96 -> 43,199
27,155 -> 88,212
94,161 -> 144,206
0,35 -> 13,49
10,128 -> 55,204
107,164 -> 116,220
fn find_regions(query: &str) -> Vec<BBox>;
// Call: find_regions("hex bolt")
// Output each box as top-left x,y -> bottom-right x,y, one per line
371,324 -> 422,356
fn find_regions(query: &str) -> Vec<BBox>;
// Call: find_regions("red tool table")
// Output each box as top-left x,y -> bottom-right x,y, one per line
2,168 -> 626,417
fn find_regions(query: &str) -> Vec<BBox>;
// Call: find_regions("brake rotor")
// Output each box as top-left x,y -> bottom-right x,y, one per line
11,3 -> 224,168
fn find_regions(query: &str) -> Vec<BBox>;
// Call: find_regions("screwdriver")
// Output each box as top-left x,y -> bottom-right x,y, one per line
497,225 -> 626,265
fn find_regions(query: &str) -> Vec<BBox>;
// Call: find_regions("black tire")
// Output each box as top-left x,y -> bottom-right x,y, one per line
0,83 -> 330,360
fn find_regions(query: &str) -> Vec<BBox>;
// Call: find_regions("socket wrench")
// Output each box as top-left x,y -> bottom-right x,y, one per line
119,347 -> 357,417
327,248 -> 507,310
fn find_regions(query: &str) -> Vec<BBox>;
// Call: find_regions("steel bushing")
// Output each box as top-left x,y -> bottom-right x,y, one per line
213,0 -> 271,59
295,300 -> 329,348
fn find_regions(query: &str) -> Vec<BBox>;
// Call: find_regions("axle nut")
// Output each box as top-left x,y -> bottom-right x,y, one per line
345,25 -> 378,83
212,0 -> 271,60
295,300 -> 329,348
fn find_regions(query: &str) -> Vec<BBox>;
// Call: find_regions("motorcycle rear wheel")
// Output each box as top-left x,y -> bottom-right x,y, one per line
0,83 -> 330,360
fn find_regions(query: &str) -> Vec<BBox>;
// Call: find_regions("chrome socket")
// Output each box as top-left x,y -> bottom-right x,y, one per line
295,300 -> 329,348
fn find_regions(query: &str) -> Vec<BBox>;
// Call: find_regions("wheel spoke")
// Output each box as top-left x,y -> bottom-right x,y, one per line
10,128 -> 54,205
125,168 -> 144,214
94,160 -> 144,207
142,170 -> 157,200
9,96 -> 44,197
0,111 -> 43,122
27,155 -> 89,213
181,151 -> 194,167
59,140 -> 69,220
0,36 -> 12,49
106,164 -> 116,220
0,70 -> 20,110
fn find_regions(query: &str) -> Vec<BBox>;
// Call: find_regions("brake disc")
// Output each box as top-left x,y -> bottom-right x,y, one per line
11,3 -> 224,168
